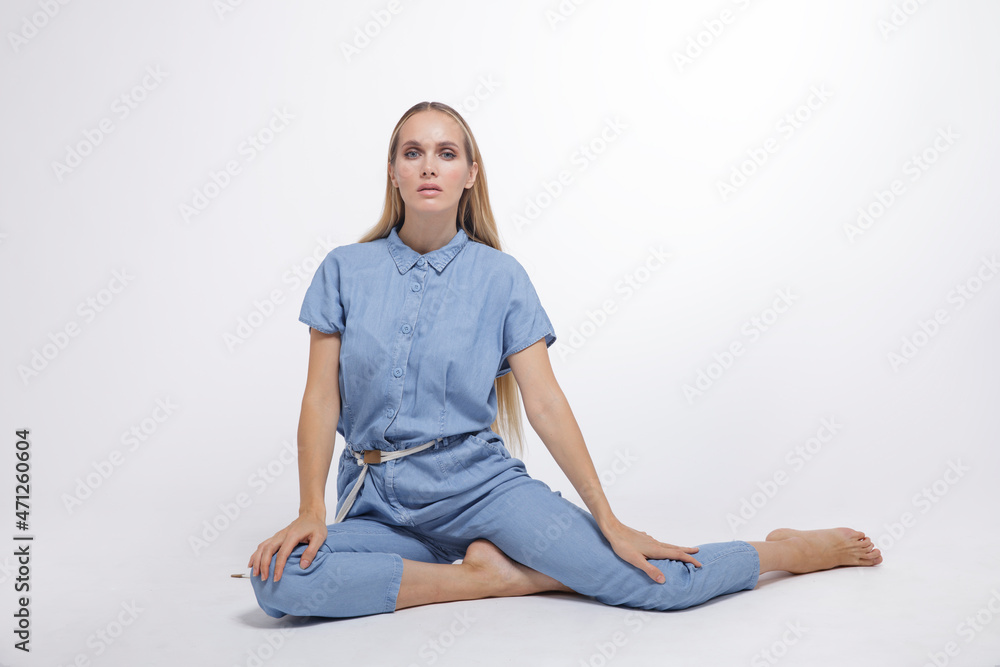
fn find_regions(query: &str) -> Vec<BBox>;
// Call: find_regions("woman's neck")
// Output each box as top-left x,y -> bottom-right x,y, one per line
397,218 -> 457,255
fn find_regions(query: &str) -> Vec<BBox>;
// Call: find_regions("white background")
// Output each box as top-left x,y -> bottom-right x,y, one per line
1,1 -> 998,666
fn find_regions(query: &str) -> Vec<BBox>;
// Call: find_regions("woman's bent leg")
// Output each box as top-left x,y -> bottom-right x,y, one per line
251,518 -> 452,618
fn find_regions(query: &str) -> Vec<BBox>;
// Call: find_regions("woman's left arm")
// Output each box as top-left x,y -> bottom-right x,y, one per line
507,339 -> 702,583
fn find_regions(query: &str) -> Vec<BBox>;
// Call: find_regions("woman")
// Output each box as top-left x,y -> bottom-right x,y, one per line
241,101 -> 882,619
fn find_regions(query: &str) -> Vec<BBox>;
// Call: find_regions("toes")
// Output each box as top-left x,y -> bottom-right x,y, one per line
863,552 -> 883,566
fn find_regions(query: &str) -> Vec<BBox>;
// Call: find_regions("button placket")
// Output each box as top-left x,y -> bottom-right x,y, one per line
384,260 -> 428,438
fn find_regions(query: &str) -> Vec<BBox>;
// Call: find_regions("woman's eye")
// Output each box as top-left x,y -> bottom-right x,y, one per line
442,150 -> 456,159
404,149 -> 419,158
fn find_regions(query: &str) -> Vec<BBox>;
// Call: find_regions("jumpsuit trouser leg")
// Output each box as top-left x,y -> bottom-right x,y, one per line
250,517 -> 457,618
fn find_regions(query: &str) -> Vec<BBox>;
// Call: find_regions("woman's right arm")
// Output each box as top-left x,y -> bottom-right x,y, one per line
248,327 -> 342,582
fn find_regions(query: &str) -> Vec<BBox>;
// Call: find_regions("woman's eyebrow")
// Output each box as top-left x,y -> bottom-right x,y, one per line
401,139 -> 460,149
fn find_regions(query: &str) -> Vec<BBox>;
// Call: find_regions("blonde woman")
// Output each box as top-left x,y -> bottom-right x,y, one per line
242,101 -> 882,618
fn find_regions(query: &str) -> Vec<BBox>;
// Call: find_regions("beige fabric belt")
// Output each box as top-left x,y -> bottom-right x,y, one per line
333,438 -> 441,524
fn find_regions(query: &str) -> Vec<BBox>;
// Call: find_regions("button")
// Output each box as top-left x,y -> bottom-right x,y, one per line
416,258 -> 426,267
392,367 -> 403,378
384,408 -> 394,418
401,324 -> 411,334
411,283 -> 421,292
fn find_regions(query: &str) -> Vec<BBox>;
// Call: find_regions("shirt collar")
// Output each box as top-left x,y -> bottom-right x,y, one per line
386,223 -> 469,274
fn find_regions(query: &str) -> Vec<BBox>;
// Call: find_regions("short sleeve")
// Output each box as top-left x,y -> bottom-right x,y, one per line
299,250 -> 345,334
497,262 -> 557,377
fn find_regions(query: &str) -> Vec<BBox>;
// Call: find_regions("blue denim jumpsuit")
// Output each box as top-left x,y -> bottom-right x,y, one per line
250,223 -> 760,618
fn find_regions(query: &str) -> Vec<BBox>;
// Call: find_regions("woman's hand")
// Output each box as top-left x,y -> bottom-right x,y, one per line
248,512 -> 328,583
599,517 -> 702,584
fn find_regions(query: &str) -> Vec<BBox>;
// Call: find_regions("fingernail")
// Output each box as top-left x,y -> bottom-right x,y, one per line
302,559 -> 311,568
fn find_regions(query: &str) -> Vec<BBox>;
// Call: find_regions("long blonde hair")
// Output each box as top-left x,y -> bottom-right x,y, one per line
357,101 -> 529,458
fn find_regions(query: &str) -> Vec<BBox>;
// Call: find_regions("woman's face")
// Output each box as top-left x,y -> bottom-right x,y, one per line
389,110 -> 478,222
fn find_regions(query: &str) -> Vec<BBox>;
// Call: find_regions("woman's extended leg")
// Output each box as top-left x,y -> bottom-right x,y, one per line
418,471 -> 881,612
392,528 -> 883,612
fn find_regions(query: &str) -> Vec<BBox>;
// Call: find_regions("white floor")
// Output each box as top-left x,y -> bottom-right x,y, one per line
27,501 -> 1000,667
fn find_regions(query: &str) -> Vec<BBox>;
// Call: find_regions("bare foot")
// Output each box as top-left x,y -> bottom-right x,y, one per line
763,527 -> 882,573
461,539 -> 574,597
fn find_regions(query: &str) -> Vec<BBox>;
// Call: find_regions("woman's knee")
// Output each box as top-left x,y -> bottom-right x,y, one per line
250,547 -> 316,616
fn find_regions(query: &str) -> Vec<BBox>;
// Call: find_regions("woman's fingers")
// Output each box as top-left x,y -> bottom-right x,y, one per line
272,528 -> 309,582
272,540 -> 295,583
636,538 -> 702,568
249,519 -> 327,582
635,556 -> 666,583
300,531 -> 325,570
273,526 -> 327,582
656,543 -> 702,567
254,529 -> 288,581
